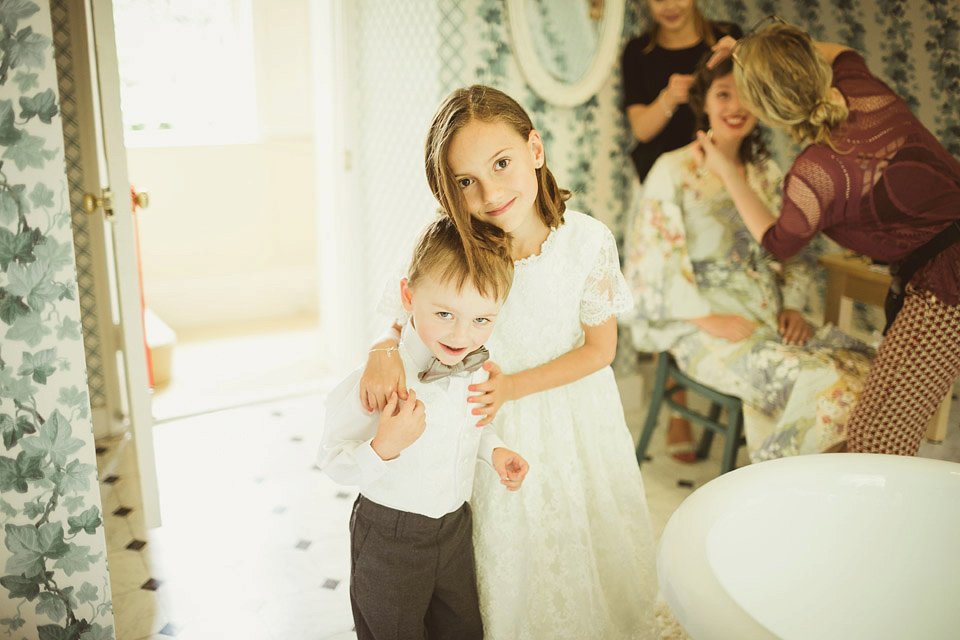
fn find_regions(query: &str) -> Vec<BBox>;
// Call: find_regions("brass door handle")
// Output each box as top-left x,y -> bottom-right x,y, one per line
132,190 -> 149,210
83,188 -> 149,216
83,188 -> 113,217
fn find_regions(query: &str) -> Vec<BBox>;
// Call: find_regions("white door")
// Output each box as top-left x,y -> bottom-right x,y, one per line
72,0 -> 162,528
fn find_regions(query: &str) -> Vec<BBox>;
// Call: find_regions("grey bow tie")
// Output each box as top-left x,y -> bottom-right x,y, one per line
418,346 -> 489,383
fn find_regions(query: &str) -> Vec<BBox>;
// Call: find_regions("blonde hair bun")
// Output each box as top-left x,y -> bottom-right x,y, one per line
733,23 -> 849,149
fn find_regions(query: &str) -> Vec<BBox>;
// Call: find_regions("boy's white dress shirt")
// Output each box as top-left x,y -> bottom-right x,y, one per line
318,321 -> 506,519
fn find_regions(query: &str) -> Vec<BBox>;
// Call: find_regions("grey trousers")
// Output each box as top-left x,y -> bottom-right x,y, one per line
349,495 -> 483,640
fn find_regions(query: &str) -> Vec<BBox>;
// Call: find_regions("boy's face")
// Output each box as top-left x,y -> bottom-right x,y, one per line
401,274 -> 502,366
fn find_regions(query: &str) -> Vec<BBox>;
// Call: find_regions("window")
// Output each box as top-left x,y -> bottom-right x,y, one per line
112,0 -> 257,146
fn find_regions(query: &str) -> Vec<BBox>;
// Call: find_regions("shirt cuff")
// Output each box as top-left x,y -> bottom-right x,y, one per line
353,438 -> 390,484
477,429 -> 508,469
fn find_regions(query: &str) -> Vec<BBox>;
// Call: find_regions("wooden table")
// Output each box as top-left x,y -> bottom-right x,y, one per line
818,252 -> 950,442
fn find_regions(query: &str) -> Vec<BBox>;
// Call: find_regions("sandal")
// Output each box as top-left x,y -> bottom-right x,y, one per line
666,440 -> 698,463
666,417 -> 697,463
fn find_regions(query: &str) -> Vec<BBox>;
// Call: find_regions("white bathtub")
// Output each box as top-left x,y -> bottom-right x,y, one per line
657,454 -> 960,640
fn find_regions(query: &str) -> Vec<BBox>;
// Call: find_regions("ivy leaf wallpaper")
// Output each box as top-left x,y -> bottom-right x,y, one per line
0,1 -> 114,638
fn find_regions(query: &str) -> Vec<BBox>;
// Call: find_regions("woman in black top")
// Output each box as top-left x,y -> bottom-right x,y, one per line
621,1 -> 741,462
622,0 -> 741,182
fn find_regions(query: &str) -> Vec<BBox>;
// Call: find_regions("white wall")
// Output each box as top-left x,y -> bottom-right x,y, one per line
127,0 -> 318,332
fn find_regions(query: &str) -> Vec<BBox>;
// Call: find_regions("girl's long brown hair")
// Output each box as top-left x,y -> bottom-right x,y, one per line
424,85 -> 570,273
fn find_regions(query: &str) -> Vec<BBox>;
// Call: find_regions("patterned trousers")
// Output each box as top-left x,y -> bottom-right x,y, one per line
847,287 -> 960,455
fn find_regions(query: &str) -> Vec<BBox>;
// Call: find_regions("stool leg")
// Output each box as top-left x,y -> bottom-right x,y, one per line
696,402 -> 722,459
719,405 -> 743,475
636,353 -> 670,466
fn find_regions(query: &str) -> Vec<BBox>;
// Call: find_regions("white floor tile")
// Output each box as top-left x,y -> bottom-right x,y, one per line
96,326 -> 960,640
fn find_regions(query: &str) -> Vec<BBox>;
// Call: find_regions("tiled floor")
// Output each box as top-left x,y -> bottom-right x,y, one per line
96,329 -> 960,639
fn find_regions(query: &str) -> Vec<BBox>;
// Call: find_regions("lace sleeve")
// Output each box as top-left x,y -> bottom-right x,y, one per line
579,222 -> 635,326
763,151 -> 837,260
374,262 -> 412,326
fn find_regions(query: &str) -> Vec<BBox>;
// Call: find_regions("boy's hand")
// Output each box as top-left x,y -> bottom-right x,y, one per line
492,447 -> 529,491
371,390 -> 425,460
468,361 -> 514,426
360,343 -> 408,412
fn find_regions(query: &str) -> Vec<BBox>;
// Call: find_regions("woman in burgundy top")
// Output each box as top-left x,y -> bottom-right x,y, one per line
698,20 -> 960,456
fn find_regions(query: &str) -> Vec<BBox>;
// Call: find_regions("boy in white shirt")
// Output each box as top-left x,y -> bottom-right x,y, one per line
318,216 -> 528,640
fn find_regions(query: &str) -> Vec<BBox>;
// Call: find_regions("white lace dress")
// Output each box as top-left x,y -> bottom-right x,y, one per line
471,211 -> 659,639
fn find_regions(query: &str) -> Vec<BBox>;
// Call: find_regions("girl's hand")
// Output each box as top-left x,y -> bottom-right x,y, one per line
491,447 -> 529,491
778,309 -> 813,346
359,344 -> 408,412
468,361 -> 515,427
707,35 -> 738,68
662,73 -> 694,111
691,314 -> 756,342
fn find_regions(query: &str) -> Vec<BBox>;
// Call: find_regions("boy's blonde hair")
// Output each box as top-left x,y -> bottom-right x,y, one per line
407,215 -> 514,303
424,85 -> 570,274
733,22 -> 849,149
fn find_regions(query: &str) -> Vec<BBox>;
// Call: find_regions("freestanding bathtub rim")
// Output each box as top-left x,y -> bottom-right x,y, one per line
657,454 -> 960,640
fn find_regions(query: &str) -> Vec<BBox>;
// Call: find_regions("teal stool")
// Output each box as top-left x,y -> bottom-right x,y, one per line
636,352 -> 745,475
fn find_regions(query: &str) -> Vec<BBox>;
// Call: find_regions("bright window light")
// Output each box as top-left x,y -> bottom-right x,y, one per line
112,0 -> 258,146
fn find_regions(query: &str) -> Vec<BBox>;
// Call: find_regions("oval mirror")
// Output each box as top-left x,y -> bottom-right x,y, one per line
508,0 -> 625,107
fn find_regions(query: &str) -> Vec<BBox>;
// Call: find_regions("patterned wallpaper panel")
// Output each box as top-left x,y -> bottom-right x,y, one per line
0,2 -> 115,638
353,0 -> 959,347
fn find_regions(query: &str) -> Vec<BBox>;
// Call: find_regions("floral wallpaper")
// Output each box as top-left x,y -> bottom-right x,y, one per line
354,0 -> 959,361
0,1 -> 114,638
446,0 -> 960,363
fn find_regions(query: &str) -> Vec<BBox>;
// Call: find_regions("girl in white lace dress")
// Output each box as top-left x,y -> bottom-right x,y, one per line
360,86 -> 659,639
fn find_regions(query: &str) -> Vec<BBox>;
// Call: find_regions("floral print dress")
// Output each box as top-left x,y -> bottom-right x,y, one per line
623,146 -> 875,461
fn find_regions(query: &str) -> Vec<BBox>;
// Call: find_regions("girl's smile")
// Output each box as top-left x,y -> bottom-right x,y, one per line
719,114 -> 748,130
486,197 -> 516,217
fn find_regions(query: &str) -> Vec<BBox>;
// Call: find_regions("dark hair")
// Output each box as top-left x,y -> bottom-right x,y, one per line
424,85 -> 570,274
687,53 -> 769,165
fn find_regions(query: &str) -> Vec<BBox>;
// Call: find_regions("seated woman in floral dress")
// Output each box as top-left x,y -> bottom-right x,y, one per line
623,54 -> 874,461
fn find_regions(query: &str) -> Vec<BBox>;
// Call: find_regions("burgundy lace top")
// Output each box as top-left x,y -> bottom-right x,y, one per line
762,51 -> 960,304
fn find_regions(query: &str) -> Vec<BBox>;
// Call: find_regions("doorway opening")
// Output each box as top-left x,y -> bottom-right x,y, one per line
111,0 -> 335,422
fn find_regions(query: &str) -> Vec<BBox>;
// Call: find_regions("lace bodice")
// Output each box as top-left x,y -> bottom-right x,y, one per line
485,210 -> 633,370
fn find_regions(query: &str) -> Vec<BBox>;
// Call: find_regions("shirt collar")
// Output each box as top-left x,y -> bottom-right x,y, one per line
400,319 -> 436,372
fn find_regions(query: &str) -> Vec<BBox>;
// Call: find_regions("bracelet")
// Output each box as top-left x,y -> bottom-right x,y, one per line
662,95 -> 675,119
369,346 -> 398,356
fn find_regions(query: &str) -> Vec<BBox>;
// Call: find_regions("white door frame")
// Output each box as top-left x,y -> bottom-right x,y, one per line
312,0 -> 367,373
76,0 -> 162,529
